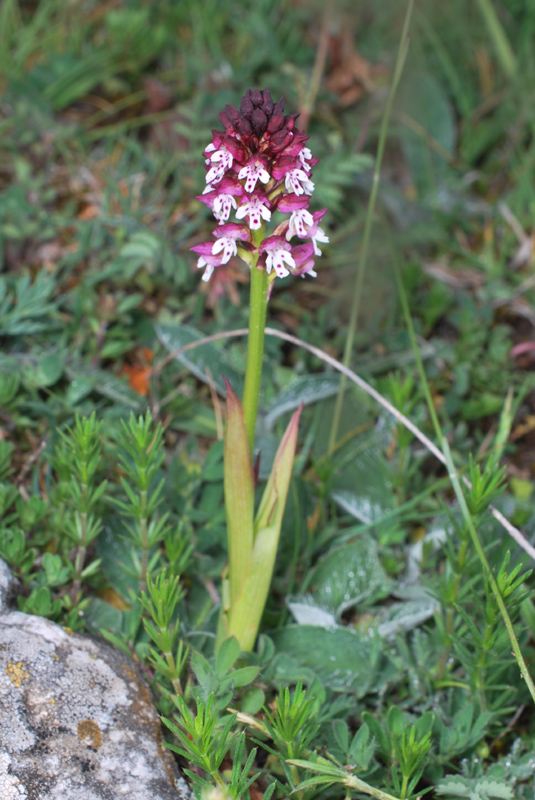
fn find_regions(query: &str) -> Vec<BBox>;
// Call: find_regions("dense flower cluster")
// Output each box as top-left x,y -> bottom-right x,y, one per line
191,88 -> 328,283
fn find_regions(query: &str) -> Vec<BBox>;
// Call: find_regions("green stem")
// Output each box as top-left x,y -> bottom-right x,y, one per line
443,440 -> 535,708
436,538 -> 468,680
287,742 -> 303,800
139,488 -> 149,592
391,236 -> 442,445
345,773 -> 403,800
328,0 -> 414,454
163,647 -> 183,697
474,0 -> 517,79
71,467 -> 89,600
242,260 -> 270,455
475,617 -> 492,712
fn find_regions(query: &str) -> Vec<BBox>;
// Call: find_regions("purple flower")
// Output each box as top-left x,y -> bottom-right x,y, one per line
259,235 -> 295,279
235,192 -> 271,230
190,243 -> 227,282
292,242 -> 317,277
198,177 -> 244,223
238,156 -> 271,193
191,87 -> 328,284
287,208 -> 328,255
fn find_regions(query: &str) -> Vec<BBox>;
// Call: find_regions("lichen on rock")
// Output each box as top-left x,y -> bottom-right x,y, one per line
0,559 -> 189,800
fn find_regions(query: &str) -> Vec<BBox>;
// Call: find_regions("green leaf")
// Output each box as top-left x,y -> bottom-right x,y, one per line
85,597 -> 123,638
460,393 -> 505,421
216,635 -> 241,677
436,775 -> 514,799
0,273 -> 59,335
285,599 -> 337,628
288,758 -> 344,778
65,375 -> 94,405
65,365 -> 143,410
241,685 -> 265,714
264,374 -> 340,430
332,488 -> 393,526
96,519 -> 142,600
156,321 -> 243,396
300,536 -> 392,619
226,523 -> 279,652
224,381 -> 255,609
19,585 -> 61,618
30,352 -> 64,387
271,626 -> 383,695
230,666 -> 259,688
374,596 -> 439,640
475,780 -> 513,800
226,407 -> 301,651
312,394 -> 396,525
190,650 -> 212,687
398,71 -> 456,197
437,705 -> 492,759
120,231 -> 161,262
255,406 -> 301,533
40,552 -> 70,586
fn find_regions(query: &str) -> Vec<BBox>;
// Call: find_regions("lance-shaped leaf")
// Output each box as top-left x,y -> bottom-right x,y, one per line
224,379 -> 255,607
255,405 -> 302,533
228,406 -> 301,651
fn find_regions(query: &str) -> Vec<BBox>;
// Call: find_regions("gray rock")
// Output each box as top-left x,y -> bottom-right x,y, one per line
0,559 -> 190,800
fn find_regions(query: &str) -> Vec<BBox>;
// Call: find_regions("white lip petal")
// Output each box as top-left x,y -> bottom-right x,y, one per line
212,238 -> 237,263
202,264 -> 214,281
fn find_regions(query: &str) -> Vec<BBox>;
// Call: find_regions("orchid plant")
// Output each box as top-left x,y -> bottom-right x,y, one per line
191,88 -> 328,651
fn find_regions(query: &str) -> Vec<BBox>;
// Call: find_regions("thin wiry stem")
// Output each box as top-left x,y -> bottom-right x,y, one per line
328,0 -> 414,454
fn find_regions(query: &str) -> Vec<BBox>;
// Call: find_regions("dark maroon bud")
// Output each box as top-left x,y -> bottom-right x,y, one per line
267,99 -> 285,133
283,113 -> 300,132
236,117 -> 252,137
240,92 -> 254,116
270,129 -> 292,151
251,108 -> 267,136
261,88 -> 274,115
220,104 -> 240,130
251,88 -> 263,107
227,104 -> 241,122
249,135 -> 259,152
272,154 -> 296,172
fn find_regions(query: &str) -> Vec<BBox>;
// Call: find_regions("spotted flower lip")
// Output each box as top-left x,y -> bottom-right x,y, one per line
259,235 -> 295,279
191,87 -> 329,284
238,156 -> 271,193
287,208 -> 328,255
190,242 -> 227,282
235,192 -> 271,230
198,178 -> 244,223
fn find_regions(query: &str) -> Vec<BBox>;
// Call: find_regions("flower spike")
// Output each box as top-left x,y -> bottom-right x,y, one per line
191,87 -> 328,285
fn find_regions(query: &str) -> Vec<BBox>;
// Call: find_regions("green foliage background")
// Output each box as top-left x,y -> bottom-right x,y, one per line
3,1 -> 535,798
